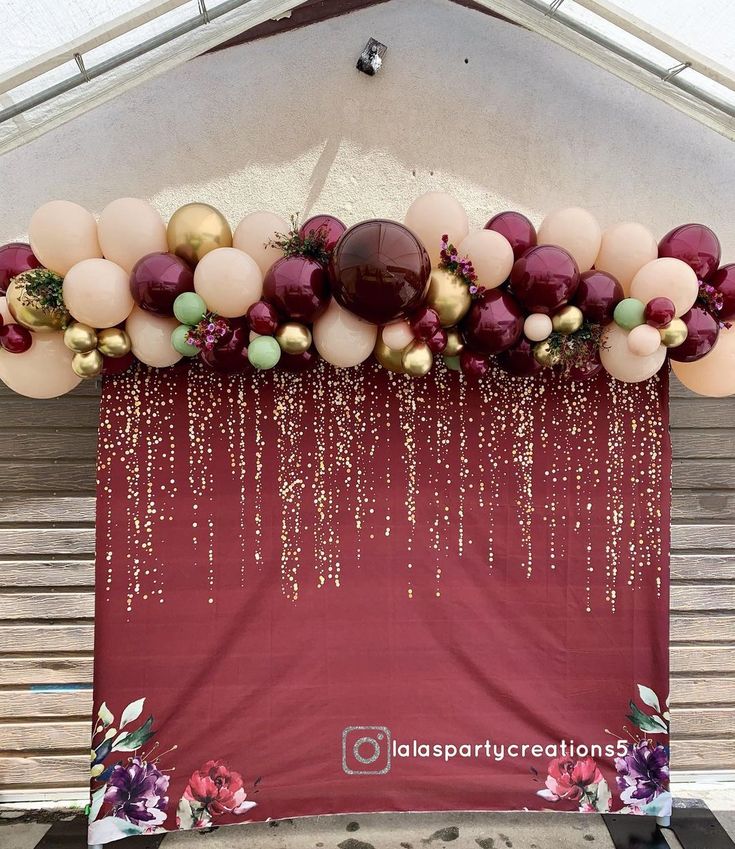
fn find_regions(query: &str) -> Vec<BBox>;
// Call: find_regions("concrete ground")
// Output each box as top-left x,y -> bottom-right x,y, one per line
1,783 -> 733,848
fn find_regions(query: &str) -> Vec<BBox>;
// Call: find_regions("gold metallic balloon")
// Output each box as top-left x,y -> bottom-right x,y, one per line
551,305 -> 584,335
401,339 -> 433,377
166,202 -> 232,265
374,337 -> 406,373
7,277 -> 70,333
72,349 -> 104,379
97,327 -> 132,358
659,318 -> 688,348
64,322 -> 98,353
533,339 -> 562,367
425,268 -> 472,328
444,328 -> 465,357
275,322 -> 312,355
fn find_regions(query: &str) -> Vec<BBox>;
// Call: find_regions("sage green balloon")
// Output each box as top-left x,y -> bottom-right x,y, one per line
613,298 -> 646,330
173,292 -> 207,326
443,355 -> 461,371
248,335 -> 281,370
171,324 -> 199,357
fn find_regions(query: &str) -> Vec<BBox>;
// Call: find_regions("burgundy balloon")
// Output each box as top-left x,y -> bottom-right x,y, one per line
644,297 -> 676,328
510,245 -> 580,315
280,347 -> 318,372
461,288 -> 524,354
572,269 -> 623,324
329,219 -> 431,325
0,323 -> 32,353
568,352 -> 603,381
410,306 -> 442,341
496,337 -> 543,377
246,300 -> 279,335
0,242 -> 42,294
710,264 -> 735,321
426,328 -> 448,354
667,305 -> 719,363
459,349 -> 489,379
130,252 -> 194,316
264,255 -> 330,323
102,351 -> 135,376
658,223 -> 721,280
299,215 -> 346,254
485,211 -> 537,261
200,320 -> 251,374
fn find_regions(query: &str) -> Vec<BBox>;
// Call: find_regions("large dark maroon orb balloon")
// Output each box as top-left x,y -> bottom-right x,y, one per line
299,215 -> 346,254
264,255 -> 330,323
0,242 -> 42,294
130,252 -> 194,316
658,223 -> 721,280
329,219 -> 431,325
510,245 -> 579,315
496,337 -> 543,377
200,320 -> 250,374
572,269 -> 623,324
485,211 -> 537,261
461,288 -> 524,354
710,264 -> 735,321
667,306 -> 719,363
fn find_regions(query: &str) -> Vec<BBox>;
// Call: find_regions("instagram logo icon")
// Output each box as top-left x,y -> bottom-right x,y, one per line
342,726 -> 392,775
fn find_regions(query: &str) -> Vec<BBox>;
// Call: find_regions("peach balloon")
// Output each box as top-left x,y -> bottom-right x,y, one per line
63,258 -> 134,328
404,192 -> 469,266
313,299 -> 377,367
232,211 -> 289,276
0,297 -> 12,324
524,313 -> 553,342
627,323 -> 662,357
126,306 -> 182,368
630,257 -> 698,317
538,207 -> 601,273
672,324 -> 735,397
600,322 -> 666,383
98,198 -> 167,273
458,230 -> 514,288
194,247 -> 263,317
0,332 -> 81,398
382,320 -> 414,350
28,200 -> 102,275
595,222 -> 658,294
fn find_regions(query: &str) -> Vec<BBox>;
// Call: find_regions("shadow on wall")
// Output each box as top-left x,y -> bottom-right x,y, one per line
0,0 -> 733,245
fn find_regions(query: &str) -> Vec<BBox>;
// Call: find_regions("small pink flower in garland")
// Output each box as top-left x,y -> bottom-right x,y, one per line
697,278 -> 732,329
186,314 -> 230,352
438,235 -> 482,298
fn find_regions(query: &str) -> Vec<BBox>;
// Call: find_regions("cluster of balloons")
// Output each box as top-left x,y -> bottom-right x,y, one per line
0,192 -> 733,400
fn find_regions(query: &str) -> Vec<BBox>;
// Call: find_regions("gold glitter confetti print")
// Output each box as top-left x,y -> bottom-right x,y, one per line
96,361 -> 670,616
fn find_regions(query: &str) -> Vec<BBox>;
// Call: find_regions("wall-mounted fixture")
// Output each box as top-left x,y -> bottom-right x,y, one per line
357,38 -> 387,76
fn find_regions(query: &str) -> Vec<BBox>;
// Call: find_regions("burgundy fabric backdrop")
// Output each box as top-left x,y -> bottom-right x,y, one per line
90,362 -> 671,844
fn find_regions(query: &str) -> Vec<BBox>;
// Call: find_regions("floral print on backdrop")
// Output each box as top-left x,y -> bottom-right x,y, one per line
88,697 -> 258,844
535,684 -> 671,817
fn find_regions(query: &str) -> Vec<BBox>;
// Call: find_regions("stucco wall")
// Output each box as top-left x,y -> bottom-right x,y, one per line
0,0 -> 734,797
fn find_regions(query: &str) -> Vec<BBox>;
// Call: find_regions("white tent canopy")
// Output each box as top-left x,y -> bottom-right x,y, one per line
0,0 -> 734,152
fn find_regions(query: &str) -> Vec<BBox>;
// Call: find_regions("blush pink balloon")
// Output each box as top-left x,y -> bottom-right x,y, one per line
382,320 -> 414,350
404,192 -> 469,265
595,222 -> 658,295
627,323 -> 662,357
232,211 -> 289,276
125,306 -> 182,368
672,324 -> 735,397
63,258 -> 134,328
28,200 -> 102,275
194,247 -> 263,317
537,207 -> 601,273
523,313 -> 553,342
313,299 -> 377,368
630,257 -> 698,318
0,332 -> 81,398
600,323 -> 666,383
98,198 -> 167,273
458,230 -> 514,289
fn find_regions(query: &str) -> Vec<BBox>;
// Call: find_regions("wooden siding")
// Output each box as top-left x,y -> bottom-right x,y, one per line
0,376 -> 733,797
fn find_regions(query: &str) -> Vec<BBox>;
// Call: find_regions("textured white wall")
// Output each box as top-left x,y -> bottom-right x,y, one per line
0,0 -> 733,256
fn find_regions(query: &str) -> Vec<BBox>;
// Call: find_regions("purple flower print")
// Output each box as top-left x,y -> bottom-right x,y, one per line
104,757 -> 170,828
615,741 -> 669,807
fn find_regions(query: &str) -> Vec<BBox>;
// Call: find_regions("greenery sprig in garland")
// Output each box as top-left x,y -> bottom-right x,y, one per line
269,214 -> 331,266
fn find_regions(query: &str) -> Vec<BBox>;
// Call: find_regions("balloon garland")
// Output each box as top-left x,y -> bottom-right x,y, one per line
0,193 -> 733,399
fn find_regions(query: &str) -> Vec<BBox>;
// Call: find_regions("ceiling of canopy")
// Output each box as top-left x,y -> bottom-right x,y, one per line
0,0 -> 733,153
